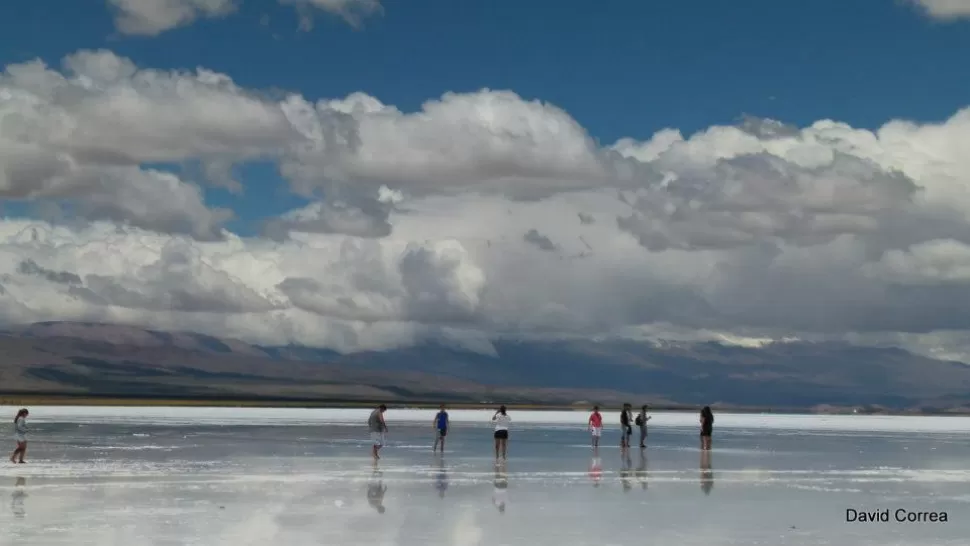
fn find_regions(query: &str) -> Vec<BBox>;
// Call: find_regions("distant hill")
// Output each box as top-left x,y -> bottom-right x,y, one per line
2,321 -> 970,411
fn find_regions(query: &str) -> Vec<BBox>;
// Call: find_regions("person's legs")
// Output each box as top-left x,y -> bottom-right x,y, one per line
11,442 -> 25,463
372,432 -> 383,460
500,438 -> 507,459
494,436 -> 500,459
440,431 -> 446,453
639,427 -> 646,448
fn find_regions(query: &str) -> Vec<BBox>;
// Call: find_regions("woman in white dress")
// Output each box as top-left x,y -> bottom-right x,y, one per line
10,408 -> 28,464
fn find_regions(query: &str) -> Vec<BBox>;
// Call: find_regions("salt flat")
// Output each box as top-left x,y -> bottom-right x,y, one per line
0,407 -> 967,545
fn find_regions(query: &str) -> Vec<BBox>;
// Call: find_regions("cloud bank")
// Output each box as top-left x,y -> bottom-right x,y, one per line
107,0 -> 383,35
3,49 -> 970,360
909,0 -> 970,21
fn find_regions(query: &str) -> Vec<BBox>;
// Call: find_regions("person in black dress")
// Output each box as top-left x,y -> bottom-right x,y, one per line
699,406 -> 713,450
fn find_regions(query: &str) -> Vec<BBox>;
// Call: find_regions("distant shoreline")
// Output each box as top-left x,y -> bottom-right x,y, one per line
1,393 -> 968,416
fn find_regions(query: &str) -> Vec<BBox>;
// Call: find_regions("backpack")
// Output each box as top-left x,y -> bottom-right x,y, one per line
635,414 -> 644,426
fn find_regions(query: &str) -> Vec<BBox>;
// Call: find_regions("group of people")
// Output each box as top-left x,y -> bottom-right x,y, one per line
589,404 -> 653,449
593,404 -> 714,450
365,403 -> 716,460
9,403 -> 714,464
369,403 -> 513,460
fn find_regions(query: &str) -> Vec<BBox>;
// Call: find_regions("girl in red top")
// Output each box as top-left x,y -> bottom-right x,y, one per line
588,406 -> 603,448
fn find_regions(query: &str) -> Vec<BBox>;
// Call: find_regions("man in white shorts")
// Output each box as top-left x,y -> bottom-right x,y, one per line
368,404 -> 388,460
588,406 -> 603,448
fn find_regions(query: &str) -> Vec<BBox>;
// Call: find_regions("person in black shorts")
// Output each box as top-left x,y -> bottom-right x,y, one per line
492,405 -> 511,459
433,404 -> 449,454
700,405 -> 713,450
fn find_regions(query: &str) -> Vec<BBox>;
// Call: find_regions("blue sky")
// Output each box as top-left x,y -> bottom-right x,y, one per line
2,0 -> 968,233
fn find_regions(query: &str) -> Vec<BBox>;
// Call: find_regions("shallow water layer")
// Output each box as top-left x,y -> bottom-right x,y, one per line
0,408 -> 967,545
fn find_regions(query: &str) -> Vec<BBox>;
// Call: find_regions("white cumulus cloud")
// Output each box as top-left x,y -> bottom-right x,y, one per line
3,50 -> 970,361
909,0 -> 970,20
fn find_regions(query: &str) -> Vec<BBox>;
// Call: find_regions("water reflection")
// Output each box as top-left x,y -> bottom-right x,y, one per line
367,462 -> 387,513
11,477 -> 26,518
700,450 -> 713,496
492,460 -> 508,513
433,456 -> 449,499
636,450 -> 648,490
619,450 -> 633,493
588,449 -> 602,488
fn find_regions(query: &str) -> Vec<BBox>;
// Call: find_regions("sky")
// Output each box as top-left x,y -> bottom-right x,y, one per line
1,0 -> 970,361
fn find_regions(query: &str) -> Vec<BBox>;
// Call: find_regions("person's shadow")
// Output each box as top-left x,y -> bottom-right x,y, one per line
636,450 -> 648,490
700,450 -> 714,496
434,456 -> 449,499
11,477 -> 26,518
492,460 -> 509,513
367,462 -> 387,514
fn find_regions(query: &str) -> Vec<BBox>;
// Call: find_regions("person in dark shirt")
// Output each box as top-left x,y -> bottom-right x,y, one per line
368,404 -> 388,460
635,405 -> 652,448
700,406 -> 714,450
433,404 -> 449,454
619,404 -> 632,449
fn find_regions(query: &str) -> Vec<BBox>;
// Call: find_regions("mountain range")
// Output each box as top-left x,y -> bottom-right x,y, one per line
2,321 -> 970,412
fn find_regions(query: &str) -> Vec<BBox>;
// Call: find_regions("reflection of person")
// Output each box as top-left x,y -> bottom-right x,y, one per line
10,409 -> 28,464
367,462 -> 387,513
492,406 -> 511,459
636,449 -> 648,490
492,460 -> 508,513
635,405 -> 652,448
434,457 -> 449,498
700,450 -> 713,495
368,404 -> 388,460
619,450 -> 633,493
699,406 -> 713,451
11,477 -> 26,518
588,449 -> 602,487
588,406 -> 603,448
433,405 -> 449,454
